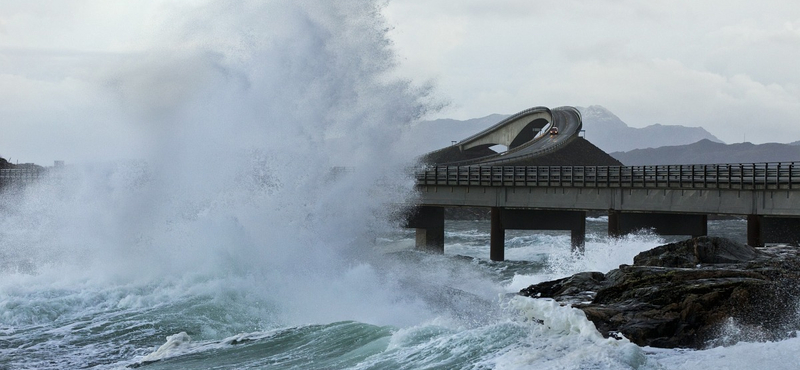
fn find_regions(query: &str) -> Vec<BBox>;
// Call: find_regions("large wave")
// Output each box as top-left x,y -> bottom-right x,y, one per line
0,0 -> 442,329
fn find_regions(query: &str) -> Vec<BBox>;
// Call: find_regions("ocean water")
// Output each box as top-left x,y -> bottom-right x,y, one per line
2,1 -> 799,369
4,212 -> 799,370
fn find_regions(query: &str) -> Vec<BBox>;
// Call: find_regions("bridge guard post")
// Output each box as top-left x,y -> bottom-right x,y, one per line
405,206 -> 445,253
491,207 -> 505,261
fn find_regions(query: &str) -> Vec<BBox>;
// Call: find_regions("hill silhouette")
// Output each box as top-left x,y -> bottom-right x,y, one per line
611,139 -> 800,165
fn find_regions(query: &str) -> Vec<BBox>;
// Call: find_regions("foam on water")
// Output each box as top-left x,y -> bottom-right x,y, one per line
491,297 -> 654,370
646,333 -> 800,370
138,332 -> 193,364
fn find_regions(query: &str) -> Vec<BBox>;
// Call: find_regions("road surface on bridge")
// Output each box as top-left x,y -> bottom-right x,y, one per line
426,106 -> 583,166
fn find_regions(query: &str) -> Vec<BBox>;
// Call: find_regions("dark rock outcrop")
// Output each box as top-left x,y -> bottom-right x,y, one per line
519,237 -> 800,349
0,157 -> 13,169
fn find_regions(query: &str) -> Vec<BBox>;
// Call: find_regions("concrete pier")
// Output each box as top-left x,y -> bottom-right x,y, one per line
747,215 -> 800,247
408,206 -> 586,261
405,206 -> 445,253
493,208 -> 586,258
490,207 -> 504,261
405,205 -> 800,261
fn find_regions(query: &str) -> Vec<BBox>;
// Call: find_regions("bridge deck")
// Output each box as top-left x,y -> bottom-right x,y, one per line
415,163 -> 800,217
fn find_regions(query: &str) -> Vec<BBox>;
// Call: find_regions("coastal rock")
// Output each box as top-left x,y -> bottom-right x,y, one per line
519,237 -> 800,349
633,236 -> 760,267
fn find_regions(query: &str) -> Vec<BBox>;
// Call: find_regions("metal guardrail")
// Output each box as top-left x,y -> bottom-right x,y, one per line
0,168 -> 43,187
415,162 -> 800,190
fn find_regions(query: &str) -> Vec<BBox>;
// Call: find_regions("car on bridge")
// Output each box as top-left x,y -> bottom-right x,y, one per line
549,126 -> 559,136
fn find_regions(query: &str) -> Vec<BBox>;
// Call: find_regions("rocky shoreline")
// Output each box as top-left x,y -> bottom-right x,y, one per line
519,237 -> 800,349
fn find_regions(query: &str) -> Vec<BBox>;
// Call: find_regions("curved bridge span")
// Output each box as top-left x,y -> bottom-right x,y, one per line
424,106 -> 583,166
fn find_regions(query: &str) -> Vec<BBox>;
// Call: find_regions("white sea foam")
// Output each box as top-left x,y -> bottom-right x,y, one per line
646,333 -> 800,370
483,297 -> 654,370
138,332 -> 194,364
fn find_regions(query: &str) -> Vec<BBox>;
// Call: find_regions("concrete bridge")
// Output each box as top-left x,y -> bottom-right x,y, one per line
408,163 -> 800,261
408,105 -> 800,260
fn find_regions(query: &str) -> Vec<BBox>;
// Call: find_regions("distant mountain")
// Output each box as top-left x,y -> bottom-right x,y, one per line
577,106 -> 723,153
611,139 -> 800,165
406,114 -> 508,153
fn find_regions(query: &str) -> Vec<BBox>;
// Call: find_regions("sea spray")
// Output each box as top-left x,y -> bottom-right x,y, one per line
1,0 -> 431,291
0,1 -> 447,368
503,230 -> 668,292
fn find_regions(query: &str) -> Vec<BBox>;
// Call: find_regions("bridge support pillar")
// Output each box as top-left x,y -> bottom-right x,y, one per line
405,206 -> 444,253
571,219 -> 586,253
747,215 -> 800,246
490,208 -> 586,261
491,207 -> 505,261
747,215 -> 762,247
608,211 -> 707,238
608,210 -> 619,237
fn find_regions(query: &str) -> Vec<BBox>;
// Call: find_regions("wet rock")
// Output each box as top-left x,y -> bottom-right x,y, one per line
633,236 -> 760,267
519,236 -> 800,349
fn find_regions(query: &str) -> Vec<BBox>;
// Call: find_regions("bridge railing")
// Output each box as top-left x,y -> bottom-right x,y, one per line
415,162 -> 800,190
0,168 -> 43,188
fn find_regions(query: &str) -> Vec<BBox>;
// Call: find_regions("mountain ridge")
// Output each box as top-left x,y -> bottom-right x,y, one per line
611,139 -> 800,165
576,105 -> 723,153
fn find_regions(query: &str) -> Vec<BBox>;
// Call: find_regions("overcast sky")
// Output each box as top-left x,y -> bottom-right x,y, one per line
2,0 -> 799,165
384,0 -> 800,144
